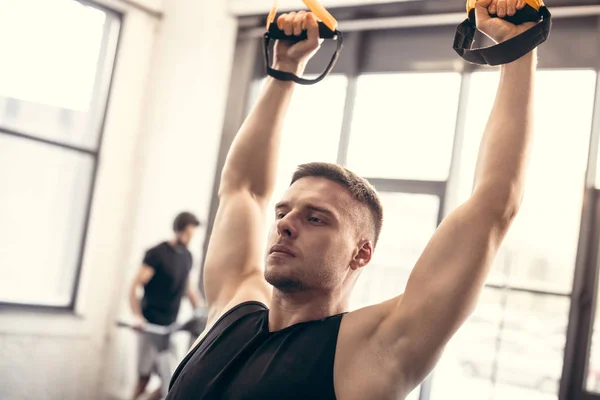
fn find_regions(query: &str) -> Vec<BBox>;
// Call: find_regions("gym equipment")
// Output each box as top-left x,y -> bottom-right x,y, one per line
453,0 -> 552,66
117,308 -> 209,350
264,0 -> 344,85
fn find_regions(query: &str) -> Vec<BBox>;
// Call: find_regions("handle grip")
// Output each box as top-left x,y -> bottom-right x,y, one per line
485,5 -> 541,25
268,21 -> 337,43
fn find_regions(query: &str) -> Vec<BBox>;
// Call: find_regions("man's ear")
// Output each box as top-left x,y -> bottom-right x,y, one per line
349,240 -> 373,271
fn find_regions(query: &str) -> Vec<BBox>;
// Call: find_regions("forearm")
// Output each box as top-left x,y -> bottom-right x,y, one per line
473,50 -> 537,208
220,64 -> 302,200
129,285 -> 143,317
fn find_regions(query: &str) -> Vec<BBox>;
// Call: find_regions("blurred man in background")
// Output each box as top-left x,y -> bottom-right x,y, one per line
129,211 -> 204,400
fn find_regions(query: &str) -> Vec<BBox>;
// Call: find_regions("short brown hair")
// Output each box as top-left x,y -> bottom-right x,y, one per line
291,162 -> 383,246
173,212 -> 201,232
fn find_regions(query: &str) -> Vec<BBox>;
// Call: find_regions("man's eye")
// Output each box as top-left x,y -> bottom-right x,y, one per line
308,216 -> 321,223
276,212 -> 286,219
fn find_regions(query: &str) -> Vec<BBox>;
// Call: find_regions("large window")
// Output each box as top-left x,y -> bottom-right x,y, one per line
0,0 -> 121,307
433,69 -> 597,400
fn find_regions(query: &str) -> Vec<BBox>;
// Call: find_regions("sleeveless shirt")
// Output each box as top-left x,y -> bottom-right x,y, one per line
166,301 -> 345,400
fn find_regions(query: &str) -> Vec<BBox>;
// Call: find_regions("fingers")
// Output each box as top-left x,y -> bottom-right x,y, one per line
475,0 -> 493,23
484,0 -> 524,17
277,11 -> 315,37
488,0 -> 497,15
304,12 -> 319,45
293,11 -> 307,36
507,0 -> 518,16
278,12 -> 296,36
496,0 -> 507,18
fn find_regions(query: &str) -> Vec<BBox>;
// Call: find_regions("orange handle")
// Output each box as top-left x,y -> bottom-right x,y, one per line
302,0 -> 338,32
266,0 -> 338,32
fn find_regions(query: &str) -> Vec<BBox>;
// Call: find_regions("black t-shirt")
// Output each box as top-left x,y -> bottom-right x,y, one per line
142,242 -> 193,326
167,301 -> 343,399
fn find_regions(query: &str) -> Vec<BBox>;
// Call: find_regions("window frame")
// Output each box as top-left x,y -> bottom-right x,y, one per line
0,0 -> 123,310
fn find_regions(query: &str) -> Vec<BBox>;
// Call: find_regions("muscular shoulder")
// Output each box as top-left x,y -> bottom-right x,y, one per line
206,274 -> 271,327
150,241 -> 169,253
143,242 -> 168,268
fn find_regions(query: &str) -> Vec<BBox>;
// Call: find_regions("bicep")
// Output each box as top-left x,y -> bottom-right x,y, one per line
381,195 -> 513,380
203,191 -> 271,311
134,264 -> 155,286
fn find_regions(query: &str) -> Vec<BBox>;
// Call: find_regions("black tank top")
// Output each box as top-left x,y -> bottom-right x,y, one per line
166,301 -> 345,400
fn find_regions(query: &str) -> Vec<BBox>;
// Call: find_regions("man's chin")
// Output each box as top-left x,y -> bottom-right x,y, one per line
264,270 -> 304,292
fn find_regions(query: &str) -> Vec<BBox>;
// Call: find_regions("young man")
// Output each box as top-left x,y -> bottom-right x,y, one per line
130,212 -> 205,400
167,0 -> 539,398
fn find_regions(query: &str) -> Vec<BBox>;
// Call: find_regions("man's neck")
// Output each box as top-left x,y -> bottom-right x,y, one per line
169,239 -> 186,249
268,289 -> 347,332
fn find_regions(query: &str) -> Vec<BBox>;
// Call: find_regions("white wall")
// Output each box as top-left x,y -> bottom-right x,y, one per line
102,0 -> 237,397
0,0 -> 237,399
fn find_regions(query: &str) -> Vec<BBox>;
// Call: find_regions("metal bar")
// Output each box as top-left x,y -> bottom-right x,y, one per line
562,188 -> 600,400
68,12 -> 124,310
335,77 -> 356,167
443,68 -> 471,217
0,302 -> 79,313
484,283 -> 571,298
367,178 -> 446,197
561,61 -> 600,399
0,127 -> 97,157
241,5 -> 600,38
77,0 -> 162,19
336,32 -> 364,166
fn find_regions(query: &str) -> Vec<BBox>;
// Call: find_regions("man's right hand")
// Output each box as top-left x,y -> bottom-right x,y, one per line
273,11 -> 322,75
475,0 -> 537,43
133,314 -> 148,330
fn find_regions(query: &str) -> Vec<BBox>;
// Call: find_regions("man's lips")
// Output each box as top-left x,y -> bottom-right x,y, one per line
269,244 -> 296,257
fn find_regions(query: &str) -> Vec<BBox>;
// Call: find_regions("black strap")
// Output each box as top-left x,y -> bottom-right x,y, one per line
263,29 -> 344,85
453,6 -> 551,66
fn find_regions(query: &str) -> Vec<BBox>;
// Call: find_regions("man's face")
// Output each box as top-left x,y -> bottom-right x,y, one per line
264,176 -> 372,293
177,225 -> 197,246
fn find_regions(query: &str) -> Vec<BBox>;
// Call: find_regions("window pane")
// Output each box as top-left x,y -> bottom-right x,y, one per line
431,289 -> 503,400
492,293 -> 568,400
0,0 -> 119,150
349,193 -> 440,310
347,73 -> 461,181
456,70 -> 596,293
0,134 -> 94,306
432,290 -> 568,400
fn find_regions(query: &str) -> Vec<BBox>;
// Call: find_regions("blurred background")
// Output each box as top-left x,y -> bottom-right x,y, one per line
0,0 -> 600,399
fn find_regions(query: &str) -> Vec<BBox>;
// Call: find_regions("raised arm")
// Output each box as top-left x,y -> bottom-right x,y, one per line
375,0 -> 538,385
202,12 -> 321,321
